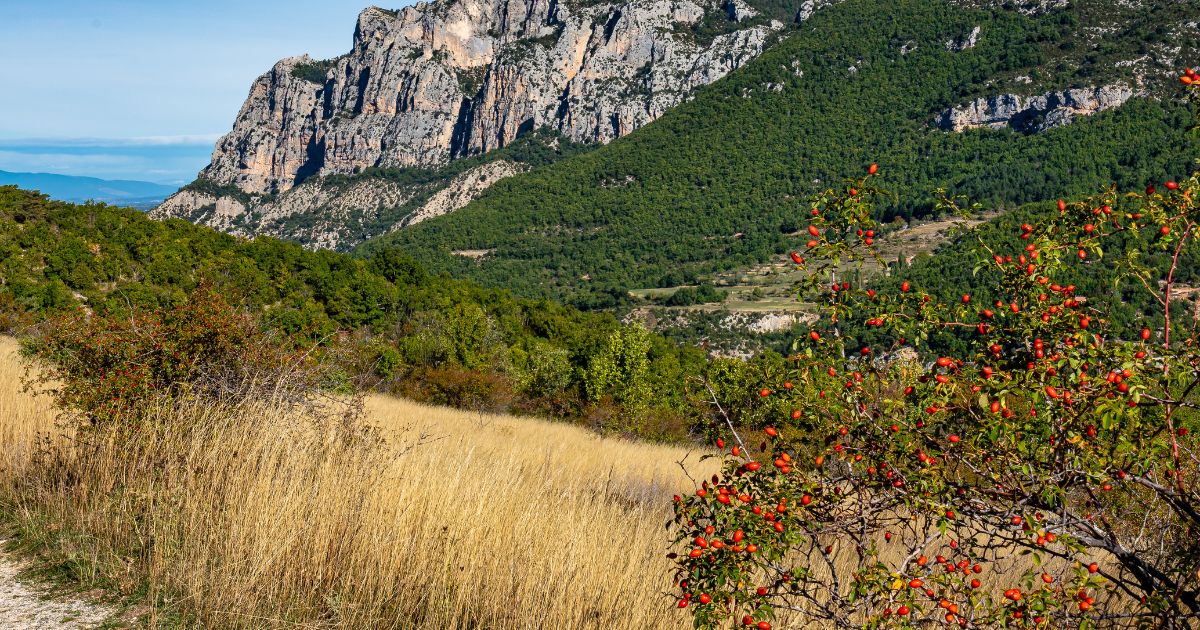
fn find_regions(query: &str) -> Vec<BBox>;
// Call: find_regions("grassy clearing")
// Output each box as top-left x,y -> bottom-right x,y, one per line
0,338 -> 721,629
632,215 -> 988,316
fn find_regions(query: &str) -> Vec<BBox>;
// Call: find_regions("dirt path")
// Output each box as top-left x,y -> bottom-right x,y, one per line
0,543 -> 115,630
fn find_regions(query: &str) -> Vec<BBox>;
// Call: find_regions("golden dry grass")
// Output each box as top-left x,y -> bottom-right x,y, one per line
0,338 -> 718,629
0,339 -> 69,488
0,337 -> 1144,629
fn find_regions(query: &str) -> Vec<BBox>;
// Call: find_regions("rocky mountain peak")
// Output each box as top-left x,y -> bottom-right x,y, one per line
166,0 -> 781,197
155,0 -> 789,244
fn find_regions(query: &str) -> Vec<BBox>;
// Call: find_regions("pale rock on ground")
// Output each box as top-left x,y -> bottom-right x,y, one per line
400,160 -> 527,228
0,544 -> 115,629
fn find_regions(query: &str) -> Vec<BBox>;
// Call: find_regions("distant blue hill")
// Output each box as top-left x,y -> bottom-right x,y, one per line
0,170 -> 177,209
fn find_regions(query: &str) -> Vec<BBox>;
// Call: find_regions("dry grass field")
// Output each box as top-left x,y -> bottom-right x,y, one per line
0,338 -> 719,629
0,336 -> 1130,628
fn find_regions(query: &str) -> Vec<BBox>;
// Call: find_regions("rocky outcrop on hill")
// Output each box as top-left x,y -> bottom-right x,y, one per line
155,0 -> 791,246
401,160 -> 526,228
155,158 -> 534,249
156,177 -> 419,249
944,25 -> 980,51
936,84 -> 1136,133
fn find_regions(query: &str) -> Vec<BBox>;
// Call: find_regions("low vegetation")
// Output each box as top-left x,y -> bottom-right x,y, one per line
0,186 -> 721,440
290,57 -> 339,84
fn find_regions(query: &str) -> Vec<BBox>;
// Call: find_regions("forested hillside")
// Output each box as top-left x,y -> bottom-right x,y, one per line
0,186 -> 716,439
843,194 -> 1200,357
364,0 -> 1200,306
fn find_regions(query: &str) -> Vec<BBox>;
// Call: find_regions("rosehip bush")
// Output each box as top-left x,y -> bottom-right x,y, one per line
669,73 -> 1200,629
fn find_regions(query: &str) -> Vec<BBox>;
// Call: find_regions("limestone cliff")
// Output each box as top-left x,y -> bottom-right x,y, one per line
155,0 -> 792,247
401,160 -> 526,228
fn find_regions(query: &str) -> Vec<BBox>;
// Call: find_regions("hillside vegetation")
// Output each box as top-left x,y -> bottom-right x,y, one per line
0,186 -> 711,439
365,0 -> 1200,305
839,196 -> 1200,357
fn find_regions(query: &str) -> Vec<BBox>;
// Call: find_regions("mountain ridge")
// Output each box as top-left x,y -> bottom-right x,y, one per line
0,170 -> 177,208
357,0 -> 1200,304
154,0 -> 799,242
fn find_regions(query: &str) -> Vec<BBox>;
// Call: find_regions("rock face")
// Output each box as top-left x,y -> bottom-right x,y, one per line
944,25 -> 980,51
401,160 -> 526,228
795,0 -> 836,21
937,84 -> 1136,134
156,0 -> 789,247
155,177 -> 419,250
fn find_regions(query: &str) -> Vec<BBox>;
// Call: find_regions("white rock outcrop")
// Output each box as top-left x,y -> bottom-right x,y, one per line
937,84 -> 1137,134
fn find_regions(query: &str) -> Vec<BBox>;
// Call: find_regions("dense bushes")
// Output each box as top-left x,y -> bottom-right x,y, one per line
21,283 -> 334,431
290,57 -> 339,84
670,130 -> 1200,627
0,186 -> 719,440
659,285 -> 726,307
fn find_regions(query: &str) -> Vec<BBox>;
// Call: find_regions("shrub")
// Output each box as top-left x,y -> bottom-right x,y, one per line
661,285 -> 727,307
290,57 -> 338,84
668,74 -> 1200,628
403,365 -> 516,413
513,339 -> 575,400
375,345 -> 404,380
22,282 -> 329,432
585,324 -> 653,413
0,291 -> 30,335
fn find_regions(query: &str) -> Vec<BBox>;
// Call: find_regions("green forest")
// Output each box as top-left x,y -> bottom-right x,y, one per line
839,194 -> 1200,358
0,187 -> 738,440
362,0 -> 1200,306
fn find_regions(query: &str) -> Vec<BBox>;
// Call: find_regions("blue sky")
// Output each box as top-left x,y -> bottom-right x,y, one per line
0,1 -> 406,184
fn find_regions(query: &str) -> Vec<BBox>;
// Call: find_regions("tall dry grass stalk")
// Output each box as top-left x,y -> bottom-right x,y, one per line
0,338 -> 721,628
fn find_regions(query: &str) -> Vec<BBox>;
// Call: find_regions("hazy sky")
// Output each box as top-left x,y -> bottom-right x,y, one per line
0,1 -> 407,184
